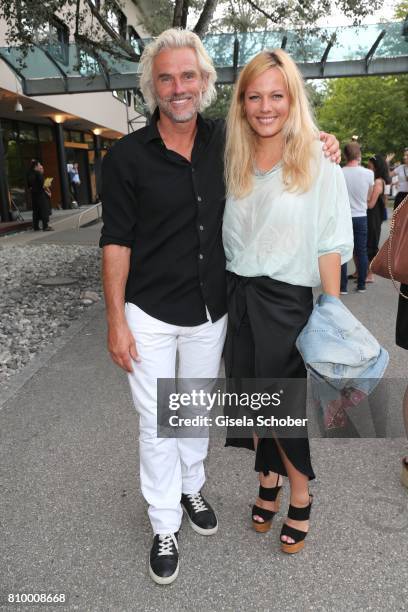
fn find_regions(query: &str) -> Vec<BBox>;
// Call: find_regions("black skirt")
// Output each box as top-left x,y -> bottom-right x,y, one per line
224,272 -> 315,480
367,203 -> 383,262
396,285 -> 408,350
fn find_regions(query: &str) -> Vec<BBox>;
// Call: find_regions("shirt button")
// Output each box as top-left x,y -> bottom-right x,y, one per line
200,281 -> 204,287
192,167 -> 195,173
199,225 -> 204,231
197,196 -> 202,202
199,254 -> 203,260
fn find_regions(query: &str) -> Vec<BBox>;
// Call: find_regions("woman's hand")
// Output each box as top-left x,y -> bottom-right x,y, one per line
319,132 -> 341,164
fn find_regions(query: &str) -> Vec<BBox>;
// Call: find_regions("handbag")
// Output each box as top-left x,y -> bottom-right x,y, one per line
370,194 -> 408,299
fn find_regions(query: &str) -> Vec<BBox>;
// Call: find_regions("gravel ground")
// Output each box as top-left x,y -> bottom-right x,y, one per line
0,244 -> 102,384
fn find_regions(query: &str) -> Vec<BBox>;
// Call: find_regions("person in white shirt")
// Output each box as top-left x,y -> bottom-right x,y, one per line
222,49 -> 353,555
340,142 -> 374,293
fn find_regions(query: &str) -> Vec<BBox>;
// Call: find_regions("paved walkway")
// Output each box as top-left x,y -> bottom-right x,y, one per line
0,222 -> 407,611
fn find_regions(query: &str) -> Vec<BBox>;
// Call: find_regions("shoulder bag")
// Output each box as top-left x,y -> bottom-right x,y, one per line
370,194 -> 408,299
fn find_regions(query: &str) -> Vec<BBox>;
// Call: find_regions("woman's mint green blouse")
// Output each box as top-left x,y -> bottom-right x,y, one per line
223,143 -> 354,287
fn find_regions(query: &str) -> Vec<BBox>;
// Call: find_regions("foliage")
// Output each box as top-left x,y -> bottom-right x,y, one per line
212,0 -> 383,34
0,0 -> 385,54
203,83 -> 233,118
316,75 -> 408,160
394,0 -> 408,19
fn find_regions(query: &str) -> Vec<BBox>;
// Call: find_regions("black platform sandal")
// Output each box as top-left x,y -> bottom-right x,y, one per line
280,494 -> 313,553
252,474 -> 282,533
402,457 -> 408,489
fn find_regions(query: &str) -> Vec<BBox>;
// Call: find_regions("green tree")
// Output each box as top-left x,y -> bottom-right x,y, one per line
0,0 -> 221,61
316,75 -> 408,159
394,1 -> 408,19
203,83 -> 233,118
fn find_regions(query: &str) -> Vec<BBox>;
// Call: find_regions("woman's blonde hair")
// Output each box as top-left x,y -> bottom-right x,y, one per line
224,49 -> 319,198
139,28 -> 217,114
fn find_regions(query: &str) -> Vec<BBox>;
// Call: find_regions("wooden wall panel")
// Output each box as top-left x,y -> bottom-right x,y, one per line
40,141 -> 61,208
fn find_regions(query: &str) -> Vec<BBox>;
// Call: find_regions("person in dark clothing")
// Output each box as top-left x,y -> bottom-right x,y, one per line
366,154 -> 390,281
396,285 -> 408,489
222,50 -> 352,555
27,160 -> 53,231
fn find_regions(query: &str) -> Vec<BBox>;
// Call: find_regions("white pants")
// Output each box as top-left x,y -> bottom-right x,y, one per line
125,303 -> 227,534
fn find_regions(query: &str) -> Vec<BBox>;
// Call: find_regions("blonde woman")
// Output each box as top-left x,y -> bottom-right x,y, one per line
223,50 -> 353,553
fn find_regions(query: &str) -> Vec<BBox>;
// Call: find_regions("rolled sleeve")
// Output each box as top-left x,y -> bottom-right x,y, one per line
318,161 -> 354,264
99,146 -> 138,248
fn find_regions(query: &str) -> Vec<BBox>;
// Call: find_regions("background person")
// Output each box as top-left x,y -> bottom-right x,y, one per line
340,142 -> 374,294
396,289 -> 408,488
223,49 -> 353,554
71,163 -> 81,206
67,161 -> 78,207
27,159 -> 53,232
390,148 -> 408,210
366,154 -> 391,282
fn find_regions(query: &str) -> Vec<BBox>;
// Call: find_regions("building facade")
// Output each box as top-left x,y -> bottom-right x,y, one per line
0,0 -> 151,220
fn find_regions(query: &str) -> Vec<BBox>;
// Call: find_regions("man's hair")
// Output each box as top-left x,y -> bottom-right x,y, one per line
343,142 -> 361,162
139,28 -> 217,114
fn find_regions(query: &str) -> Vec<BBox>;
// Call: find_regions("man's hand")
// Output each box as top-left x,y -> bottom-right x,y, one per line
320,131 -> 341,164
107,320 -> 140,373
102,244 -> 137,372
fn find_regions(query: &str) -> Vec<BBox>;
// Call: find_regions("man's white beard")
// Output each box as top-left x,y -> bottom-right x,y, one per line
156,92 -> 203,123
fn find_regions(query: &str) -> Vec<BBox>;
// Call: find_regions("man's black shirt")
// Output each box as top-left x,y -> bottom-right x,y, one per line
99,110 -> 227,326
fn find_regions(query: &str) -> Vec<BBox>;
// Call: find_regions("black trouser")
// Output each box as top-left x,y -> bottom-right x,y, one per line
72,182 -> 80,203
367,206 -> 382,262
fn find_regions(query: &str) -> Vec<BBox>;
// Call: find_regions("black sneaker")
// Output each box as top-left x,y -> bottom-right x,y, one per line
149,533 -> 179,585
181,491 -> 218,535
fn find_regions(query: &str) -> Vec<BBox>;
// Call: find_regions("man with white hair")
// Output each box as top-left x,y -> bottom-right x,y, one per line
100,28 -> 340,584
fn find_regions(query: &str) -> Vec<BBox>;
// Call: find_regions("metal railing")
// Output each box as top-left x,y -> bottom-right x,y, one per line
77,202 -> 102,229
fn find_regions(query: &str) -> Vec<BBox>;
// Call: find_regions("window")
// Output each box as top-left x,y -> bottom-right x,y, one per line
38,126 -> 53,143
101,138 -> 114,150
106,3 -> 127,39
2,120 -> 42,210
113,89 -> 129,105
128,26 -> 141,56
36,17 -> 69,65
18,124 -> 37,142
63,130 -> 84,143
78,49 -> 99,77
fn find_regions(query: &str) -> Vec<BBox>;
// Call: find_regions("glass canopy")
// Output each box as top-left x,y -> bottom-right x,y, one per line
1,20 -> 407,96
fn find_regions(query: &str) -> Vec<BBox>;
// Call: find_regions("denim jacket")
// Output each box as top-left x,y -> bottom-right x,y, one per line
296,293 -> 389,395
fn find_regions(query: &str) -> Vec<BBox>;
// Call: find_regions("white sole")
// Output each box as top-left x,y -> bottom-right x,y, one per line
182,506 -> 218,536
149,562 -> 179,585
